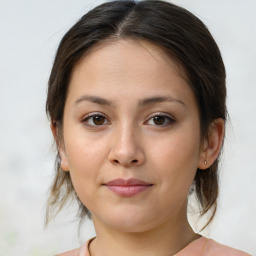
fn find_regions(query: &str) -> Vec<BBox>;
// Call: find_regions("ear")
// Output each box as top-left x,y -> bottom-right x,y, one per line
198,118 -> 225,170
50,121 -> 70,172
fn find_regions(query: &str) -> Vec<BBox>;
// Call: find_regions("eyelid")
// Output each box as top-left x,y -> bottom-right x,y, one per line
145,112 -> 176,126
81,112 -> 111,126
81,111 -> 106,119
80,111 -> 175,127
146,112 -> 175,120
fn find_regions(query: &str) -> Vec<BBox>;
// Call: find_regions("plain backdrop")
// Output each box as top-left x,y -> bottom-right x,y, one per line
0,0 -> 255,255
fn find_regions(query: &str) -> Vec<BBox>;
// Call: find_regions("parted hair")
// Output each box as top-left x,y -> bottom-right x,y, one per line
46,0 -> 227,228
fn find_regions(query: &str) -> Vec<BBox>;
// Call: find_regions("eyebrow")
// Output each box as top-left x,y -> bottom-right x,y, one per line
74,95 -> 185,107
138,96 -> 185,107
74,95 -> 112,106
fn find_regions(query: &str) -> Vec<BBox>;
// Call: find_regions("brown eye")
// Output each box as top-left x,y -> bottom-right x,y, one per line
153,116 -> 166,125
93,115 -> 105,125
82,113 -> 110,127
146,114 -> 175,127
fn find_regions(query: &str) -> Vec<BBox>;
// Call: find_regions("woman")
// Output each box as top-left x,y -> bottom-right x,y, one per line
45,1 -> 250,255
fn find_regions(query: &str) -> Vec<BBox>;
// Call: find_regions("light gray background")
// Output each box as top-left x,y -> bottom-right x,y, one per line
0,0 -> 255,255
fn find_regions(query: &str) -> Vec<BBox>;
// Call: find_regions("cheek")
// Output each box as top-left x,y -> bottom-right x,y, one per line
150,130 -> 200,190
66,140 -> 102,171
63,130 -> 109,199
64,123 -> 109,170
146,135 -> 200,218
65,144 -> 103,211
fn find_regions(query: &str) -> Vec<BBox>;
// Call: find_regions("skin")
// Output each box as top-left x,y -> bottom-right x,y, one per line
54,39 -> 224,256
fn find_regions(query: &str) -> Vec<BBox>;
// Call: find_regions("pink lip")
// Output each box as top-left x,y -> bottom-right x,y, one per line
104,178 -> 152,197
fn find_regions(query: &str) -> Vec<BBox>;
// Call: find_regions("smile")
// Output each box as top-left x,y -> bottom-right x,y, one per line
104,178 -> 153,197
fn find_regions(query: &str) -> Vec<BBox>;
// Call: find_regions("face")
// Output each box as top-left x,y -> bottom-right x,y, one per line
59,39 -> 206,233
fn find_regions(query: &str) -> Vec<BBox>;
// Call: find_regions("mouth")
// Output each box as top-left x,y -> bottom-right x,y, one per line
104,178 -> 153,197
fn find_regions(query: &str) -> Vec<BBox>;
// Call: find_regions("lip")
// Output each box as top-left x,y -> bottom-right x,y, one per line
104,178 -> 153,197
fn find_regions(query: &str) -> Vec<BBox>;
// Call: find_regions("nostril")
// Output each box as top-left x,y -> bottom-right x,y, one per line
110,158 -> 140,166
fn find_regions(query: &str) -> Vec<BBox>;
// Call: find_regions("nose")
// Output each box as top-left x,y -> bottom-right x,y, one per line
108,125 -> 146,167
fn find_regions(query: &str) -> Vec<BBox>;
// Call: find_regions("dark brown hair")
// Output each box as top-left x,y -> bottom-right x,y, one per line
46,0 -> 227,228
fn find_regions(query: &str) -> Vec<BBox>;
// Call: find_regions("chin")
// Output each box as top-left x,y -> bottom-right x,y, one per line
108,219 -> 153,233
94,207 -> 160,233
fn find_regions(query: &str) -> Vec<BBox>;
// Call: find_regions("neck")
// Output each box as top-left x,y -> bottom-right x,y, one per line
90,211 -> 200,256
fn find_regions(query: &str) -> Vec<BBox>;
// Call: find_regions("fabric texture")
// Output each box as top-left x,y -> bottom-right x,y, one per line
58,236 -> 251,256
174,236 -> 251,256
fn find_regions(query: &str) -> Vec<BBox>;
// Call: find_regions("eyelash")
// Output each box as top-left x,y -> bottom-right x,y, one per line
81,112 -> 110,127
145,112 -> 176,127
81,112 -> 175,128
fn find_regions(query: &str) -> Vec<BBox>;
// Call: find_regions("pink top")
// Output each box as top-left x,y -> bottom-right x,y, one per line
58,236 -> 251,256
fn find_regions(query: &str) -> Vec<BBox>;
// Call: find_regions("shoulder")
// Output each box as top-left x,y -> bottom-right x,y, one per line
55,247 -> 80,256
55,238 -> 92,256
205,238 -> 251,256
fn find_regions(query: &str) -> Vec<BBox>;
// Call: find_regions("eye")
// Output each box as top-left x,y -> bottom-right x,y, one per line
145,113 -> 175,127
82,113 -> 110,127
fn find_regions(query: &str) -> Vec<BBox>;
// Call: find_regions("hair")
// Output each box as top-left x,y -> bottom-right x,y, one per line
45,0 -> 227,229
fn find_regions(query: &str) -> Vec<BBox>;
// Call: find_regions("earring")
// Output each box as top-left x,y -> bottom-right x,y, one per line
204,160 -> 207,165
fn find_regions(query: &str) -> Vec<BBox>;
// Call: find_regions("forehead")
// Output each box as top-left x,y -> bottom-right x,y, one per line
67,38 -> 194,106
71,38 -> 187,85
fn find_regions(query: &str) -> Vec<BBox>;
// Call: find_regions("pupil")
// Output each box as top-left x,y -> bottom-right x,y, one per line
93,116 -> 105,125
153,116 -> 165,125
